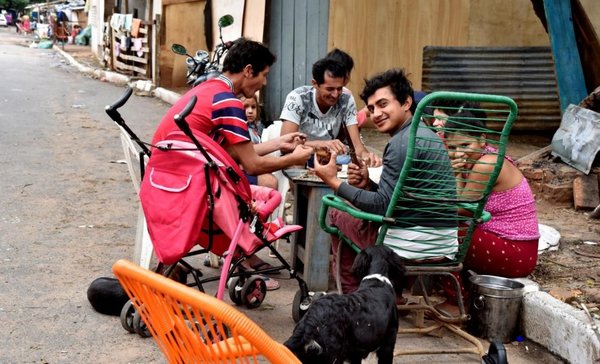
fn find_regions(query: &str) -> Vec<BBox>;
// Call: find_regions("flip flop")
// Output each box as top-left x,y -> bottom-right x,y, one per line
263,276 -> 280,291
250,261 -> 282,275
203,255 -> 223,267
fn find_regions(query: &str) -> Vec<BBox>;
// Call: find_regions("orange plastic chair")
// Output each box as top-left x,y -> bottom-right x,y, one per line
113,259 -> 300,364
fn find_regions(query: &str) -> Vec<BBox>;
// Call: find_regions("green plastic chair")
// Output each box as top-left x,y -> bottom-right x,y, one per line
319,91 -> 517,357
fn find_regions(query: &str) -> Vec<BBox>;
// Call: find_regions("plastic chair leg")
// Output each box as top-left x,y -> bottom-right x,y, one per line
134,206 -> 154,269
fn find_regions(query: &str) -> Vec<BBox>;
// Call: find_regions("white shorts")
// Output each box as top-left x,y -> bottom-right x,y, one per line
383,225 -> 458,260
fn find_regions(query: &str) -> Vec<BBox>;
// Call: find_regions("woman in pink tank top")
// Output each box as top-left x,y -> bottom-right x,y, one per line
432,104 -> 540,311
444,106 -> 540,280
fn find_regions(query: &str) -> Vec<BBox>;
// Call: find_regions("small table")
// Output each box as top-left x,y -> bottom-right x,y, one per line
284,169 -> 335,292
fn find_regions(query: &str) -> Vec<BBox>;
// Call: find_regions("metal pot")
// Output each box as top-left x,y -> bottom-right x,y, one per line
468,274 -> 524,343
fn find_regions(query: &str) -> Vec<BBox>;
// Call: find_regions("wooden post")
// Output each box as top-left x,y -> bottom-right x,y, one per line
542,0 -> 588,112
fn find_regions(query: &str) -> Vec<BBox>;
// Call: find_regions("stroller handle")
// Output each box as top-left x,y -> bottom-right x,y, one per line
106,87 -> 133,114
105,87 -> 152,157
173,96 -> 217,169
174,95 -> 198,127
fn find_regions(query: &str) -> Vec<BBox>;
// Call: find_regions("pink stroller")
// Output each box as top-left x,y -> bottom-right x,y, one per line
106,89 -> 315,336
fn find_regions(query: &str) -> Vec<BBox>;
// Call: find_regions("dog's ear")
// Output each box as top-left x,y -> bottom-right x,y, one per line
385,247 -> 407,294
351,249 -> 371,278
386,248 -> 406,276
284,335 -> 304,357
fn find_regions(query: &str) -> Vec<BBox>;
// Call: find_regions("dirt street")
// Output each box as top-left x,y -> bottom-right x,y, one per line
1,26 -> 598,363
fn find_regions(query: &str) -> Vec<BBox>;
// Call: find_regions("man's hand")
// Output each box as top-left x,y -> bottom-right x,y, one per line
347,159 -> 370,189
279,132 -> 307,154
313,151 -> 340,188
359,151 -> 382,168
289,144 -> 313,166
317,139 -> 346,155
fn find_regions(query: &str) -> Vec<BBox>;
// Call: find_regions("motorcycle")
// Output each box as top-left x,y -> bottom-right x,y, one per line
171,14 -> 234,87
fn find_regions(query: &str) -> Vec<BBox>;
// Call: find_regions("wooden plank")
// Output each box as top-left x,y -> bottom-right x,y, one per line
163,0 -> 207,88
572,0 -> 600,93
212,0 -> 244,47
162,0 -> 199,5
573,174 -> 600,210
115,59 -> 147,75
542,0 -> 587,111
117,53 -> 149,64
329,0 -> 469,100
242,0 -> 265,41
515,145 -> 552,166
111,30 -> 117,72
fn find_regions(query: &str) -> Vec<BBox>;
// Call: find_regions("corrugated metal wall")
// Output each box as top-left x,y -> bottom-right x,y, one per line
263,0 -> 330,122
421,46 -> 561,131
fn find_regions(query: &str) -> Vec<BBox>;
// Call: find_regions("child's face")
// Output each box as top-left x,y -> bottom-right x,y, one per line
242,97 -> 258,122
366,86 -> 412,135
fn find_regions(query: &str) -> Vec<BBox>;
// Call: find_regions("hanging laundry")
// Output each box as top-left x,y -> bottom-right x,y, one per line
132,38 -> 144,57
124,36 -> 132,52
131,18 -> 142,38
124,14 -> 133,32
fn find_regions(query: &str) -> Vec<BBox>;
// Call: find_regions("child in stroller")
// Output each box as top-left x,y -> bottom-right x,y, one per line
106,89 -> 319,337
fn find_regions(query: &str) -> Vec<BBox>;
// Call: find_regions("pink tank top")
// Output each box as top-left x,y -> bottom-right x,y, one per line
478,149 -> 539,240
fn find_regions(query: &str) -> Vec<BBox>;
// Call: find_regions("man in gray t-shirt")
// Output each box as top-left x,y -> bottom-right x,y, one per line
314,68 -> 456,293
279,57 -> 380,166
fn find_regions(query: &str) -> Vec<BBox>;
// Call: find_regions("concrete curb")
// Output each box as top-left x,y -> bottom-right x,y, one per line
54,46 -> 600,364
152,87 -> 181,105
516,279 -> 600,363
54,45 -> 180,104
522,290 -> 600,363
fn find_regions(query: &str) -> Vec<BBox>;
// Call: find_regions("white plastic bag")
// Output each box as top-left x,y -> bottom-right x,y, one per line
538,223 -> 561,254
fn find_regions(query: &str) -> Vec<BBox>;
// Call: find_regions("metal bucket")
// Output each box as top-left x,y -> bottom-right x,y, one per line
467,275 -> 524,343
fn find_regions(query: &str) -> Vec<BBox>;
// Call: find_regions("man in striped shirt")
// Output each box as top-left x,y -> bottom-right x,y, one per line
152,38 -> 313,174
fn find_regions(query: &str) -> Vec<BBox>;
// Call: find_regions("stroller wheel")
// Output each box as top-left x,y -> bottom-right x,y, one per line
228,277 -> 243,305
292,290 -> 307,323
292,290 -> 326,323
198,319 -> 232,343
241,276 -> 267,309
120,300 -> 136,333
133,307 -> 152,338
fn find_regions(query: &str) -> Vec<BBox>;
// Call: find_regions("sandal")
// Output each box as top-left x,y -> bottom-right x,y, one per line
203,254 -> 223,268
263,276 -> 280,291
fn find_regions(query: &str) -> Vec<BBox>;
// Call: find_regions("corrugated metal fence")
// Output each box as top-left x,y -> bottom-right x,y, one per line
421,46 -> 561,132
263,0 -> 330,123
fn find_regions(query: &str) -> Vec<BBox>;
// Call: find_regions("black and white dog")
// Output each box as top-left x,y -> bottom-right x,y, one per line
284,245 -> 406,364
